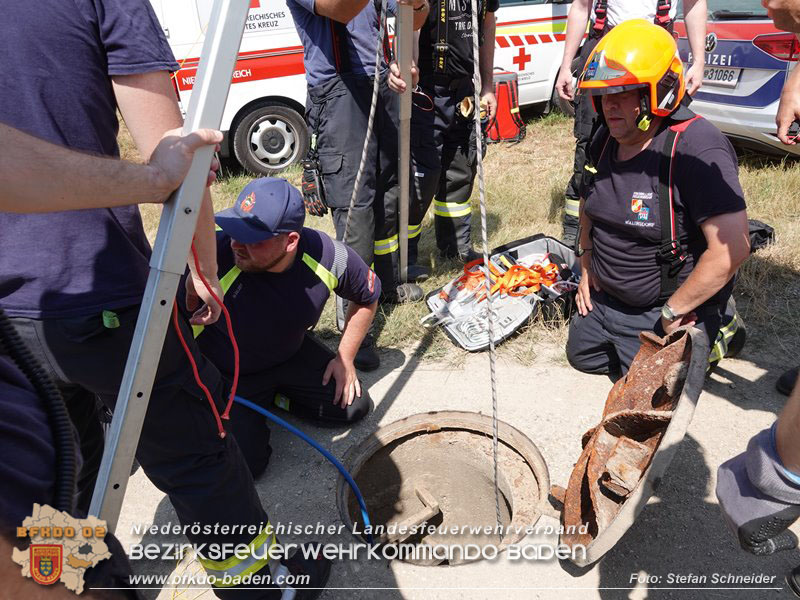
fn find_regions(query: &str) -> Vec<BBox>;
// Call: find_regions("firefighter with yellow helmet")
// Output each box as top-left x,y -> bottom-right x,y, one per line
565,19 -> 750,375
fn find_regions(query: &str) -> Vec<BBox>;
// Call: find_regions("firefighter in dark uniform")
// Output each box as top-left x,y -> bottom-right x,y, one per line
290,0 -> 429,371
566,20 -> 749,376
290,0 -> 429,301
182,179 -> 380,479
554,0 -> 707,248
403,0 -> 499,274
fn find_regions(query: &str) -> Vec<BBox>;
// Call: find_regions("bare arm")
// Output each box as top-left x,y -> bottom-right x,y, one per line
556,0 -> 592,101
387,7 -> 426,93
317,0 -> 428,26
0,123 -> 221,213
339,300 -> 378,364
574,198 -> 601,315
313,0 -> 371,23
412,0 -> 429,29
112,71 -> 222,325
661,210 -> 750,332
479,12 -> 497,120
777,382 -> 800,472
777,48 -> 800,143
323,300 -> 378,407
683,0 -> 707,95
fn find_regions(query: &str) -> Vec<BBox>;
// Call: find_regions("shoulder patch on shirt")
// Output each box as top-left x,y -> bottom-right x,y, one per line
367,269 -> 376,294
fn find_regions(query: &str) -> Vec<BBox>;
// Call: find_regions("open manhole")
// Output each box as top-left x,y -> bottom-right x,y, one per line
337,411 -> 550,565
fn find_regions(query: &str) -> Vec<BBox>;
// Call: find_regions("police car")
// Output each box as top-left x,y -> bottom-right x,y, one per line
148,0 -> 572,175
675,0 -> 800,156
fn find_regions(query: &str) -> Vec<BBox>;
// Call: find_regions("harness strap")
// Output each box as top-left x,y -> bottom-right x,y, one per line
330,19 -> 352,74
434,0 -> 448,74
580,115 -> 701,297
656,115 -> 701,302
655,0 -> 672,26
593,0 -> 672,32
592,0 -> 608,32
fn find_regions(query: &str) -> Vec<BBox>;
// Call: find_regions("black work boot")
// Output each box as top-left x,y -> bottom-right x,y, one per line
777,367 -> 800,396
407,238 -> 430,282
458,248 -> 481,264
406,264 -> 430,283
440,246 -> 480,264
354,334 -> 380,371
279,542 -> 332,600
382,282 -> 424,304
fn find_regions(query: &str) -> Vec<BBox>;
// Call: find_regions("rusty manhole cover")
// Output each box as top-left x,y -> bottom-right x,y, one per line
337,411 -> 550,565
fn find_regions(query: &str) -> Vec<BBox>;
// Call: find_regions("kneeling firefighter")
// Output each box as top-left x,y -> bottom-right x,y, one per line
565,19 -> 749,376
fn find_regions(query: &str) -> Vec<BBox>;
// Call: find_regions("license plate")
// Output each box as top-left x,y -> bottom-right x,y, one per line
702,67 -> 741,88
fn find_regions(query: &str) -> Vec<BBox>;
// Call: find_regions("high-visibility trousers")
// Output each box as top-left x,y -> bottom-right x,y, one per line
409,75 -> 479,261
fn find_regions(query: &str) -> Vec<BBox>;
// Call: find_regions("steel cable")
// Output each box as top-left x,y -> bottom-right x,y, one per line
343,0 -> 388,242
469,0 -> 504,536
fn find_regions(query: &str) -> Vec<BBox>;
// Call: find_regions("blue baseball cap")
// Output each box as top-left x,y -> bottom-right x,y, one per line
215,178 -> 305,244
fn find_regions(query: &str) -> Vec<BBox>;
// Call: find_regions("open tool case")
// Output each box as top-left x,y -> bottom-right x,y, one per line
423,234 -> 581,352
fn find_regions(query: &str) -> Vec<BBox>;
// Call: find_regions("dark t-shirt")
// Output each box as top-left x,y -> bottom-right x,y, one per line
0,0 -> 178,319
287,0 -> 396,87
0,357 -> 57,530
418,0 -> 499,80
584,117 -> 746,308
184,228 -> 381,376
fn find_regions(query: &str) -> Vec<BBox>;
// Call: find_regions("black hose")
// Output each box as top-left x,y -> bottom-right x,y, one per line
0,307 -> 76,515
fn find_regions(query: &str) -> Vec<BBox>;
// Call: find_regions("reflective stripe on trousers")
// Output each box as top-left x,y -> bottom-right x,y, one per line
374,233 -> 399,256
565,197 -> 580,218
197,526 -> 277,586
709,311 -> 741,367
375,224 -> 424,255
433,199 -> 471,218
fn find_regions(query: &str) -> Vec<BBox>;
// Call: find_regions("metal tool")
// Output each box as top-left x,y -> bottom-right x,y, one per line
378,486 -> 441,545
396,1 -> 413,283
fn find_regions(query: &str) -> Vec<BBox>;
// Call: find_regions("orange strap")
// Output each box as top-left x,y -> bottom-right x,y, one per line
440,258 -> 559,303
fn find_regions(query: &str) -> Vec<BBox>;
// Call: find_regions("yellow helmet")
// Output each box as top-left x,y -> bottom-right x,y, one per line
577,19 -> 685,131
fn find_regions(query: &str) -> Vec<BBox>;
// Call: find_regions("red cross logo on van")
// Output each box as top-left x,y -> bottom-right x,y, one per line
250,0 -> 260,8
513,47 -> 531,72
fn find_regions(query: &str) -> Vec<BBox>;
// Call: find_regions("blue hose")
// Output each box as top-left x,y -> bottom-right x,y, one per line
233,395 -> 374,544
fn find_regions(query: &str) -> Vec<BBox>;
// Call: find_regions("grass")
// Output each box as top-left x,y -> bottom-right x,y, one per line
121,108 -> 800,365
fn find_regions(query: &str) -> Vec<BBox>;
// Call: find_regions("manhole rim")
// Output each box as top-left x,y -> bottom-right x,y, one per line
336,410 -> 551,557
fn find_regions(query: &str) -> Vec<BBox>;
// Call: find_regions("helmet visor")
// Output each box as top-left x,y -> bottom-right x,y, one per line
578,49 -> 644,93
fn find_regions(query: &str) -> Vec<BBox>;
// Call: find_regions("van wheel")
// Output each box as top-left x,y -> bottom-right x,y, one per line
232,103 -> 309,175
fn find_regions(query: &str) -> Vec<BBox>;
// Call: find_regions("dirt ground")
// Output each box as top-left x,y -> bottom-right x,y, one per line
115,330 -> 800,600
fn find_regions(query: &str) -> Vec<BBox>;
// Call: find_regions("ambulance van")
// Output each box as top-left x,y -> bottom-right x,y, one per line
149,0 -> 571,175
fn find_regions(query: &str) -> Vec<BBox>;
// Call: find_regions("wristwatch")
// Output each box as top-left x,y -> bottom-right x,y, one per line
661,303 -> 684,322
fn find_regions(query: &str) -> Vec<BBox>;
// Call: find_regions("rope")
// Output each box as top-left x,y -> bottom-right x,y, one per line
469,0 -> 503,535
343,0 -> 388,243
